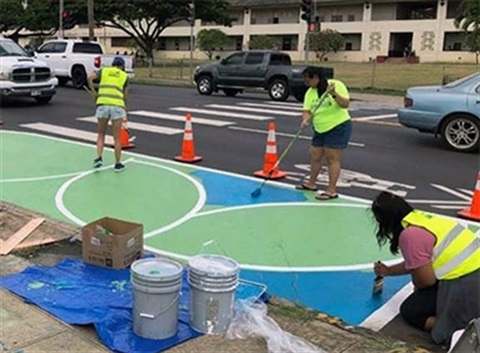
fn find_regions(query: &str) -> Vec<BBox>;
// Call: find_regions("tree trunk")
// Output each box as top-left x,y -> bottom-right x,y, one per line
145,45 -> 155,78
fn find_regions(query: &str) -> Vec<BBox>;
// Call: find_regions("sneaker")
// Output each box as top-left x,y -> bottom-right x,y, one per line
114,163 -> 125,173
93,157 -> 103,169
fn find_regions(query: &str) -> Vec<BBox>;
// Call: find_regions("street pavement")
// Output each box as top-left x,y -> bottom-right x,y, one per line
1,84 -> 478,216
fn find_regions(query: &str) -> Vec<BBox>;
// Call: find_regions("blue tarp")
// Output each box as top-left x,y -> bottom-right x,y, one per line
0,259 -> 265,353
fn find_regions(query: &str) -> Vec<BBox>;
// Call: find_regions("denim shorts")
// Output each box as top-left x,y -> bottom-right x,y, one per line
95,105 -> 126,120
312,120 -> 352,149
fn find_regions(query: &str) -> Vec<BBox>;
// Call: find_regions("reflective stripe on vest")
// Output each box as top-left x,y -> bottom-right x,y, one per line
96,67 -> 128,108
402,210 -> 480,280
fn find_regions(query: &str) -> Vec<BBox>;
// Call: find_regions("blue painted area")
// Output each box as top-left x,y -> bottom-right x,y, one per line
241,269 -> 411,325
192,170 -> 306,207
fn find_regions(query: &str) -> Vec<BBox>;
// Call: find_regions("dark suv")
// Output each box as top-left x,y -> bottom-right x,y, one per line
194,50 -> 333,102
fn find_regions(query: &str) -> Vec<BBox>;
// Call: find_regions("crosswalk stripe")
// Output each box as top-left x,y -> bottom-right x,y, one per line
78,117 -> 184,135
129,110 -> 233,127
239,103 -> 301,111
205,104 -> 301,116
352,114 -> 397,121
170,107 -> 271,121
22,123 -> 114,144
264,101 -> 302,108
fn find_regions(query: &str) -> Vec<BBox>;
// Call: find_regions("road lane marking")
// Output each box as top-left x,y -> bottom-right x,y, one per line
239,102 -> 302,111
352,114 -> 397,121
229,126 -> 365,147
431,184 -> 472,201
21,123 -> 114,144
78,117 -> 183,135
129,110 -> 233,127
206,104 -> 301,116
170,107 -> 271,121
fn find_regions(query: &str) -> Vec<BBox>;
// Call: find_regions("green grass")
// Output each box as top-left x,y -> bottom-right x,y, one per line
133,60 -> 479,94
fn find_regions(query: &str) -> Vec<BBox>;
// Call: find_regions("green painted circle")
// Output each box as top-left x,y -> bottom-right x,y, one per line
63,162 -> 200,233
146,205 -> 398,267
0,132 -> 98,180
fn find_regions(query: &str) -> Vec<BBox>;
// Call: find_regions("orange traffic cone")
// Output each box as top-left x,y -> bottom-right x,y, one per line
254,122 -> 287,179
174,113 -> 202,163
458,171 -> 480,221
120,118 -> 135,149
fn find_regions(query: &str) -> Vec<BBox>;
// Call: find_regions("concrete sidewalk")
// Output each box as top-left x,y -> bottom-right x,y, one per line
1,251 -> 434,353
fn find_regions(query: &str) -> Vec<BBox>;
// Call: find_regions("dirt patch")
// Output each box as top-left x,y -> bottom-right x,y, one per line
0,201 -> 78,255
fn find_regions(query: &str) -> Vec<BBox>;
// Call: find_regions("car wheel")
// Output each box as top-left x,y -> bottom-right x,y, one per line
223,88 -> 240,97
58,77 -> 69,86
71,66 -> 87,89
196,76 -> 214,95
441,114 -> 480,153
34,96 -> 53,105
268,79 -> 289,101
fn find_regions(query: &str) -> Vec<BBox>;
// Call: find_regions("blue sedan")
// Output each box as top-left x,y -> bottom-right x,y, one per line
398,73 -> 480,152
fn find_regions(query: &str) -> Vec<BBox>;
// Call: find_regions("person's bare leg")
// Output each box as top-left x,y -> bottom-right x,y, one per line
96,118 -> 109,159
324,148 -> 344,195
425,316 -> 436,332
305,146 -> 325,188
111,119 -> 123,164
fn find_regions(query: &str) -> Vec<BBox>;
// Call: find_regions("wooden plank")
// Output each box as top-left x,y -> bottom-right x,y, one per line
14,236 -> 58,250
0,218 -> 45,255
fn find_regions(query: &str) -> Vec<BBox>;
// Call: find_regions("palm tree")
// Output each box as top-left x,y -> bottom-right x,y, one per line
455,0 -> 480,64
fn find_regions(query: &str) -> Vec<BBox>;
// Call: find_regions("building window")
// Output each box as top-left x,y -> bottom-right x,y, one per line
348,15 -> 355,22
345,43 -> 353,51
251,18 -> 257,25
443,32 -> 467,51
446,1 -> 461,19
318,16 -> 325,22
396,2 -> 437,20
236,37 -> 242,51
157,39 -> 166,51
331,15 -> 343,22
341,33 -> 362,51
273,17 -> 279,24
111,37 -> 130,47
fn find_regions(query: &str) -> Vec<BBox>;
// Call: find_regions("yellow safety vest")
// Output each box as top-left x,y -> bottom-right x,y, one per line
96,67 -> 128,108
402,210 -> 480,280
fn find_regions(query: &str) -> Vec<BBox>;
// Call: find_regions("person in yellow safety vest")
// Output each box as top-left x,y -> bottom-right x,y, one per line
371,191 -> 479,345
87,56 -> 129,173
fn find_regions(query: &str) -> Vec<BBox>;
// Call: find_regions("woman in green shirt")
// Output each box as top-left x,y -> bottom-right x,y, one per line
296,66 -> 352,200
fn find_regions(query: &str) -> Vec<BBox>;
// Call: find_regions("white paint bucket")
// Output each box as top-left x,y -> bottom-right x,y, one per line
131,258 -> 183,340
188,254 -> 239,334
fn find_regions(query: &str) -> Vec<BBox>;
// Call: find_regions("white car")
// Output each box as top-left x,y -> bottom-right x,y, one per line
34,39 -> 135,89
0,36 -> 58,105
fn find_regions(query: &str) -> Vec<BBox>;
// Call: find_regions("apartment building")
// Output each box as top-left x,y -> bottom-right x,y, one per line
59,0 -> 475,63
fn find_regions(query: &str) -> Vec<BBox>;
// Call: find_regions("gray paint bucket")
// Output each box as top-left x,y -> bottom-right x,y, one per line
188,254 -> 239,334
131,258 -> 183,340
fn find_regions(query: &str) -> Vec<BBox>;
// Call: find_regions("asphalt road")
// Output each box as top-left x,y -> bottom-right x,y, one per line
1,84 -> 479,217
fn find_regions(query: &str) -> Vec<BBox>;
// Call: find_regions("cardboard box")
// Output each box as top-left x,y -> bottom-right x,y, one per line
81,217 -> 143,269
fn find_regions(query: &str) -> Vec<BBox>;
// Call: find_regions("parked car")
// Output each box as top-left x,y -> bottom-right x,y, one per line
34,39 -> 134,89
0,36 -> 58,105
194,50 -> 333,102
398,73 -> 480,153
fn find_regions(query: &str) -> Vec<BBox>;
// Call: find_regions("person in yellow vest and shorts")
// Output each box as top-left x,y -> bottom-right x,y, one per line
87,57 -> 129,172
296,66 -> 352,200
371,191 -> 480,345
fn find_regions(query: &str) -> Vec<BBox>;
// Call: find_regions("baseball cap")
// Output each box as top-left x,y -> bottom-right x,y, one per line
112,56 -> 125,69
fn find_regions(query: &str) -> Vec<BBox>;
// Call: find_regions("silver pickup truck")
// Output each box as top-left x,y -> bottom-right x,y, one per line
0,36 -> 58,104
34,39 -> 135,89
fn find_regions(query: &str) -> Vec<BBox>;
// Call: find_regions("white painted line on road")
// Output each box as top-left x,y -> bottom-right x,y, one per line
458,188 -> 474,196
129,110 -> 233,127
433,205 -> 467,210
286,176 -> 302,182
352,114 -> 397,121
239,102 -> 302,111
407,200 -> 470,205
170,107 -> 271,121
229,126 -> 365,147
21,123 -> 114,144
360,282 -> 414,331
78,117 -> 183,135
431,184 -> 472,201
206,104 -> 301,116
265,101 -> 302,108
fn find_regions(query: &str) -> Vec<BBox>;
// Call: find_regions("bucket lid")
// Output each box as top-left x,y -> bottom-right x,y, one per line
131,258 -> 183,281
188,254 -> 239,277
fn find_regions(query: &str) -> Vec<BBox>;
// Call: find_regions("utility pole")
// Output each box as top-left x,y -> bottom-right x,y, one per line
189,1 -> 195,83
301,0 -> 313,64
59,0 -> 64,39
88,0 -> 95,41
